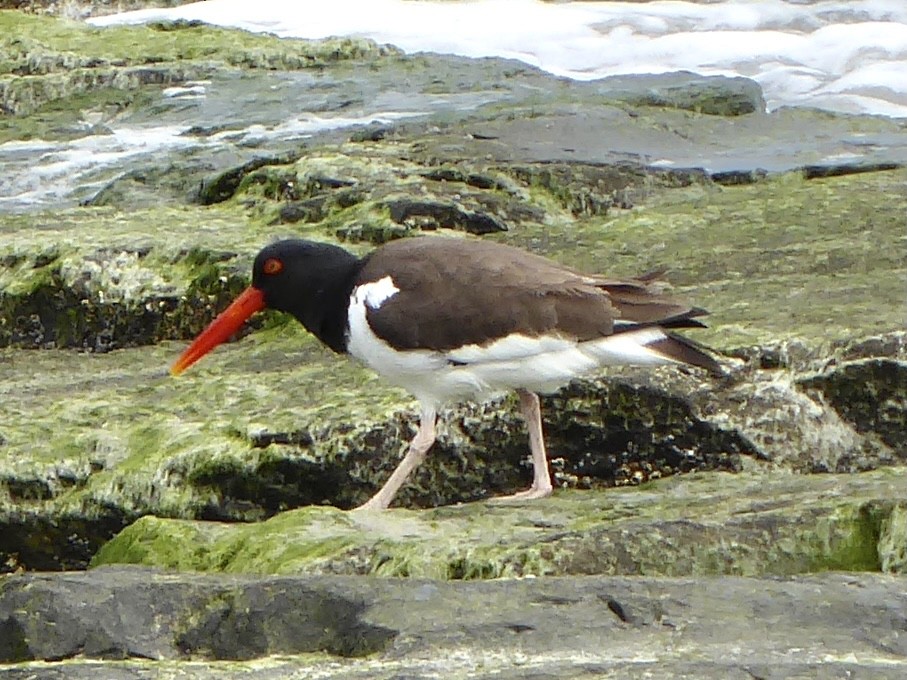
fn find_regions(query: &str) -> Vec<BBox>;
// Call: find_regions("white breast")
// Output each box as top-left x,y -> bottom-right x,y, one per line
347,278 -> 453,405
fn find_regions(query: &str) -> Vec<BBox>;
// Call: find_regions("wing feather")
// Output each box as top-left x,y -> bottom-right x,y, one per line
357,237 -> 709,352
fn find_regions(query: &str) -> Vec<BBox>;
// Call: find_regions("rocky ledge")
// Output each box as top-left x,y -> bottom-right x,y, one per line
2,169 -> 904,571
2,567 -> 906,678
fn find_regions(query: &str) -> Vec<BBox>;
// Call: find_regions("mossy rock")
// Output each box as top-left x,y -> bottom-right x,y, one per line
91,469 -> 907,577
0,10 -> 397,124
2,166 -> 906,571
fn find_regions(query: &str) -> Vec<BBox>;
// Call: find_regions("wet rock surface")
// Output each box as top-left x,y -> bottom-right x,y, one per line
1,8 -> 906,679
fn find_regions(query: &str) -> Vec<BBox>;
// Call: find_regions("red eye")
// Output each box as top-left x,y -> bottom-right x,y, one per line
263,258 -> 283,275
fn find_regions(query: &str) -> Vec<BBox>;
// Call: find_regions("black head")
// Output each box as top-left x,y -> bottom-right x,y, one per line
252,239 -> 363,351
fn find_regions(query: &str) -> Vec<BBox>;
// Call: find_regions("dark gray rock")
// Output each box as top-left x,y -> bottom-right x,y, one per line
384,198 -> 508,235
0,567 -> 905,677
799,359 -> 907,451
592,71 -> 766,116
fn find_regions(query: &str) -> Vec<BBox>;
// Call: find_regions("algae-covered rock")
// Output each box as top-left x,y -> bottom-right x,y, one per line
0,209 -> 255,349
2,169 -> 907,571
0,11 -> 397,120
2,329 -> 905,572
90,469 -> 907,578
594,71 -> 766,116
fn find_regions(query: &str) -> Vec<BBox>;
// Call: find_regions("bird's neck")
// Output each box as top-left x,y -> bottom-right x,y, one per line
291,255 -> 365,354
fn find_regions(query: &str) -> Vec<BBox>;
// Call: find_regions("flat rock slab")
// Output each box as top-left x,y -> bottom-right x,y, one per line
1,566 -> 905,678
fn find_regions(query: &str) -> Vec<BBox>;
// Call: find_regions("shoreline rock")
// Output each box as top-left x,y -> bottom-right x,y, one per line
1,8 -> 906,678
89,468 -> 906,578
2,566 -> 906,678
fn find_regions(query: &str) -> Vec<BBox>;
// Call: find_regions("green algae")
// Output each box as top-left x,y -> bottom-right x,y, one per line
91,469 -> 907,578
91,506 -> 362,574
0,13 -> 391,74
0,204 -> 261,261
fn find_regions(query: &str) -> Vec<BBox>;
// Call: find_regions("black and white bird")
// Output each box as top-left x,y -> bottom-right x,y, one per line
171,236 -> 721,510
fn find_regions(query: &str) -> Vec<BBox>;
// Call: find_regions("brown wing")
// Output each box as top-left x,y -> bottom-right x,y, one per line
592,278 -> 710,329
357,237 -> 708,352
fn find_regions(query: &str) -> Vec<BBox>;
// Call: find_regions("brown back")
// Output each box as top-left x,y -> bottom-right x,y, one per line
357,237 -> 706,352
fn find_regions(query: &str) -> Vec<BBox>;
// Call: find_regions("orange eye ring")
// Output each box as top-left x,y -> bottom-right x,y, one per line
263,258 -> 283,275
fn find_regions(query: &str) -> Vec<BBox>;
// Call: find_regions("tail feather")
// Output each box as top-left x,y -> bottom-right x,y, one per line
647,332 -> 724,376
614,306 -> 710,332
589,269 -> 721,375
652,316 -> 708,331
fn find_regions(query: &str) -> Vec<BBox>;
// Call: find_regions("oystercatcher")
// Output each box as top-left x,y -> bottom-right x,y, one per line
171,236 -> 721,510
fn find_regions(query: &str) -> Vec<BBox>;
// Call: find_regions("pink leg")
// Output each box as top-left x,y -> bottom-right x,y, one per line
489,389 -> 554,503
356,405 -> 437,511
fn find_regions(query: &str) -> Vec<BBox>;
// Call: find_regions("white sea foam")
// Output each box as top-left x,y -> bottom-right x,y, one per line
0,112 -> 424,210
88,0 -> 907,117
0,126 -> 194,208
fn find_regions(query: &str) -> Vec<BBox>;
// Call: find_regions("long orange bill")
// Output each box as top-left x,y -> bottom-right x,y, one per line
170,286 -> 266,376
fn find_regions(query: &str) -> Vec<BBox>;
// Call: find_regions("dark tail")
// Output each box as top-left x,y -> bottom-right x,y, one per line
647,332 -> 724,376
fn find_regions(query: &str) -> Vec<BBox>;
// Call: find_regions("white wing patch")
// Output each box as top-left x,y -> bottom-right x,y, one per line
584,327 -> 672,365
448,334 -> 575,364
355,276 -> 399,309
440,328 -> 677,398
448,328 -> 670,368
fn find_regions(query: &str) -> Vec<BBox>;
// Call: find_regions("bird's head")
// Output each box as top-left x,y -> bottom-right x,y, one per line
170,239 -> 358,376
